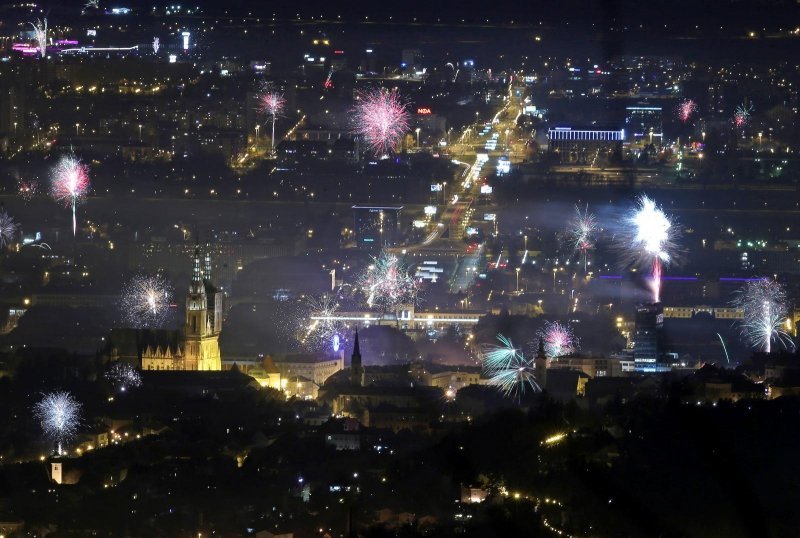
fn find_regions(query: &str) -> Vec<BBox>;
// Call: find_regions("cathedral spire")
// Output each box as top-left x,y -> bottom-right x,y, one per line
351,329 -> 363,387
203,249 -> 212,283
192,246 -> 202,284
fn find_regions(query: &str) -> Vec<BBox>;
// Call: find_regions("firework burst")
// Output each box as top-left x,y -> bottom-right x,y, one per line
358,251 -> 419,311
51,154 -> 90,237
120,274 -> 174,328
733,279 -> 794,353
152,37 -> 160,54
30,18 -> 47,59
34,391 -> 81,455
619,195 -> 680,303
106,362 -> 143,392
302,294 -> 346,352
482,334 -> 540,400
536,321 -> 578,358
352,87 -> 411,156
733,103 -> 753,128
18,178 -> 39,201
567,204 -> 598,272
258,83 -> 287,153
0,210 -> 18,248
676,99 -> 697,123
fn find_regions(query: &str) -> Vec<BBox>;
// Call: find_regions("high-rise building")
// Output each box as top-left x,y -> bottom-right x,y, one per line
625,105 -> 663,145
352,205 -> 403,249
351,330 -> 364,387
633,303 -> 665,372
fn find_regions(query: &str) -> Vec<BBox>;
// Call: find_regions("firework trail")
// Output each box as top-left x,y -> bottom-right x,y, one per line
352,87 -> 411,156
733,103 -> 753,128
34,391 -> 81,455
18,178 -> 39,201
84,0 -> 99,9
619,195 -> 679,303
51,154 -> 90,237
567,204 -> 597,272
358,251 -> 419,311
733,279 -> 794,353
120,274 -> 174,328
0,210 -> 18,248
152,37 -> 160,54
536,321 -> 578,358
257,83 -> 286,153
481,334 -> 540,400
106,362 -> 143,392
676,99 -> 697,123
30,18 -> 47,59
302,294 -> 346,352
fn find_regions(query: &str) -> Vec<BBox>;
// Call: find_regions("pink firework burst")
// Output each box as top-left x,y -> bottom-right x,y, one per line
352,87 -> 411,155
258,89 -> 286,117
733,103 -> 753,128
51,154 -> 90,236
676,99 -> 697,123
18,178 -> 39,201
257,85 -> 287,153
536,321 -> 578,359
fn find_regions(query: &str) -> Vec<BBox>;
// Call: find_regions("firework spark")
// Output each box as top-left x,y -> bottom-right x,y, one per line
0,210 -> 18,248
536,321 -> 578,358
302,294 -> 346,352
120,274 -> 174,328
152,37 -> 160,54
676,99 -> 697,123
34,391 -> 81,455
51,154 -> 90,237
482,334 -> 540,400
30,18 -> 47,59
258,84 -> 286,153
733,103 -> 753,128
352,87 -> 411,156
620,195 -> 680,303
733,279 -> 794,353
106,362 -> 143,392
358,251 -> 419,311
567,204 -> 598,272
18,178 -> 39,201
84,0 -> 99,9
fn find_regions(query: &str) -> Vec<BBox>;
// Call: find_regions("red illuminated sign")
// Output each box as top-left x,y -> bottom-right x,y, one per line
417,107 -> 432,115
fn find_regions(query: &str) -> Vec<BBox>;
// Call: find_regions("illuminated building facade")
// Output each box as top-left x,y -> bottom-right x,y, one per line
547,126 -> 625,163
352,205 -> 403,249
633,303 -> 666,372
625,105 -> 663,145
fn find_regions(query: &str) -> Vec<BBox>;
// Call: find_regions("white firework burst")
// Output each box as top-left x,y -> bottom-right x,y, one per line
0,210 -> 18,248
34,391 -> 81,455
120,274 -> 174,328
106,362 -> 143,392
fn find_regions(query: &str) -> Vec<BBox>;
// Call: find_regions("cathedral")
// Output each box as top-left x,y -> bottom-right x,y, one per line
109,246 -> 222,371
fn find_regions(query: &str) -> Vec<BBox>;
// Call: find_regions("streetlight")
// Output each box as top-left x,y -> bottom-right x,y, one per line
138,124 -> 143,142
524,235 -> 528,253
415,127 -> 421,148
553,268 -> 558,292
75,123 -> 80,136
758,131 -> 763,150
515,267 -> 520,292
254,124 -> 260,140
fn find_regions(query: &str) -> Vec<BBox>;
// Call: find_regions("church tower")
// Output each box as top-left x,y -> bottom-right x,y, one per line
351,330 -> 364,387
184,246 -> 222,371
534,337 -> 547,390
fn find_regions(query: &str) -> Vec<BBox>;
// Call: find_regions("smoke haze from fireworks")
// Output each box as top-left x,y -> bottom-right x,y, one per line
359,251 -> 419,310
0,210 -> 18,248
677,99 -> 697,123
352,88 -> 411,155
621,195 -> 680,302
482,334 -> 540,400
34,391 -> 81,455
733,279 -> 794,353
51,154 -> 90,236
120,274 -> 174,328
536,321 -> 578,358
